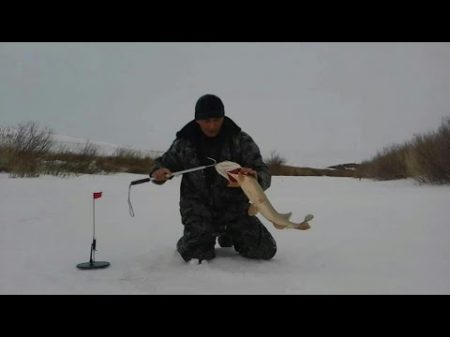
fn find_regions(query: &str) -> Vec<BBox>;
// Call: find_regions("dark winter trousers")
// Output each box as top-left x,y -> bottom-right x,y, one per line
176,211 -> 277,262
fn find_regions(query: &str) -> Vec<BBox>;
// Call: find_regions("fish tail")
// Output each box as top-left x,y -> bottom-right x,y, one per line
293,221 -> 311,230
293,214 -> 314,230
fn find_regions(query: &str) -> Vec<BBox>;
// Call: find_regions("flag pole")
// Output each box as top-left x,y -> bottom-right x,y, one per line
89,196 -> 96,264
77,192 -> 110,270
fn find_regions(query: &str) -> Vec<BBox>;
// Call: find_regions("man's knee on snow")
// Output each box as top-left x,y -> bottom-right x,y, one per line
236,235 -> 277,260
176,228 -> 216,262
230,217 -> 277,260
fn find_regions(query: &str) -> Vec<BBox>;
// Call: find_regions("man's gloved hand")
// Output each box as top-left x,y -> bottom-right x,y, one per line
239,167 -> 257,178
227,167 -> 257,188
151,168 -> 172,184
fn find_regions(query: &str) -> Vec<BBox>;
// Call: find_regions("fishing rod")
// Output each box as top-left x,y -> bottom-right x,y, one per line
128,157 -> 217,217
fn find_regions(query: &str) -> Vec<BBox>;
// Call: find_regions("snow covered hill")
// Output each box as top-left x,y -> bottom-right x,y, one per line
0,126 -> 163,158
52,133 -> 123,155
51,133 -> 163,158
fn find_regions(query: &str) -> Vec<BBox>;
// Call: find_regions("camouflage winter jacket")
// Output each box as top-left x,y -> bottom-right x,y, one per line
150,117 -> 271,227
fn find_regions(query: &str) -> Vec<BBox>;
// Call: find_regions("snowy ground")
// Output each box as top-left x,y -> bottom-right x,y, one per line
1,172 -> 450,294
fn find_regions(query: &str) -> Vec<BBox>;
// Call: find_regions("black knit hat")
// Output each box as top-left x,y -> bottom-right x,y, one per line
195,94 -> 225,120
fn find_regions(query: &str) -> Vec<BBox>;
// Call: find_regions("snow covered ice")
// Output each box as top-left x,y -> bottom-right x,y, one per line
1,172 -> 450,294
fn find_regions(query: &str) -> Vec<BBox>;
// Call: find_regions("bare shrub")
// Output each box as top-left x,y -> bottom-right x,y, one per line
97,147 -> 155,174
7,121 -> 54,154
63,141 -> 101,174
358,144 -> 409,180
357,117 -> 450,184
0,144 -> 14,172
265,151 -> 287,175
404,146 -> 424,182
79,141 -> 99,158
1,122 -> 54,177
431,117 -> 450,183
112,147 -> 142,159
409,118 -> 450,184
1,122 -> 158,176
265,151 -> 286,166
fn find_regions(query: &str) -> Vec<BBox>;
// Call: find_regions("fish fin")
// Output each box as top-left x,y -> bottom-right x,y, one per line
248,203 -> 259,216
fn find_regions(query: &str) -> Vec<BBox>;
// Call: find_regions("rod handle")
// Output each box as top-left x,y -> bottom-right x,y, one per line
130,178 -> 151,186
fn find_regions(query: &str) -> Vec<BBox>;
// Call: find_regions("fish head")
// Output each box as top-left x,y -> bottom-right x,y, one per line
215,161 -> 242,183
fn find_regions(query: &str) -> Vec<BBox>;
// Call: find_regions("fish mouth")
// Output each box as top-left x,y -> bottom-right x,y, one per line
227,173 -> 237,183
226,168 -> 242,183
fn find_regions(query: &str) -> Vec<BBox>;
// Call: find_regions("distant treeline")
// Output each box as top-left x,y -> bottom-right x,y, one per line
269,117 -> 450,184
1,119 -> 450,184
0,121 -> 155,177
356,117 -> 450,184
255,118 -> 450,184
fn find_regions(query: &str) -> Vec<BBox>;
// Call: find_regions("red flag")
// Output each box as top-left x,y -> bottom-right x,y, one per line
93,192 -> 102,199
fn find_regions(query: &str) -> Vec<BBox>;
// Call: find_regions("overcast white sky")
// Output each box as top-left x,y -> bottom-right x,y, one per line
1,42 -> 450,167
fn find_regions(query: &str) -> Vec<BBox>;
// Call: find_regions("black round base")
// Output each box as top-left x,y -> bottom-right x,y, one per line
77,261 -> 110,269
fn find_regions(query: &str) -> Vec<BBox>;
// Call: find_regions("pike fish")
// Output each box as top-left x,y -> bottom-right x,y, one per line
215,161 -> 313,230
